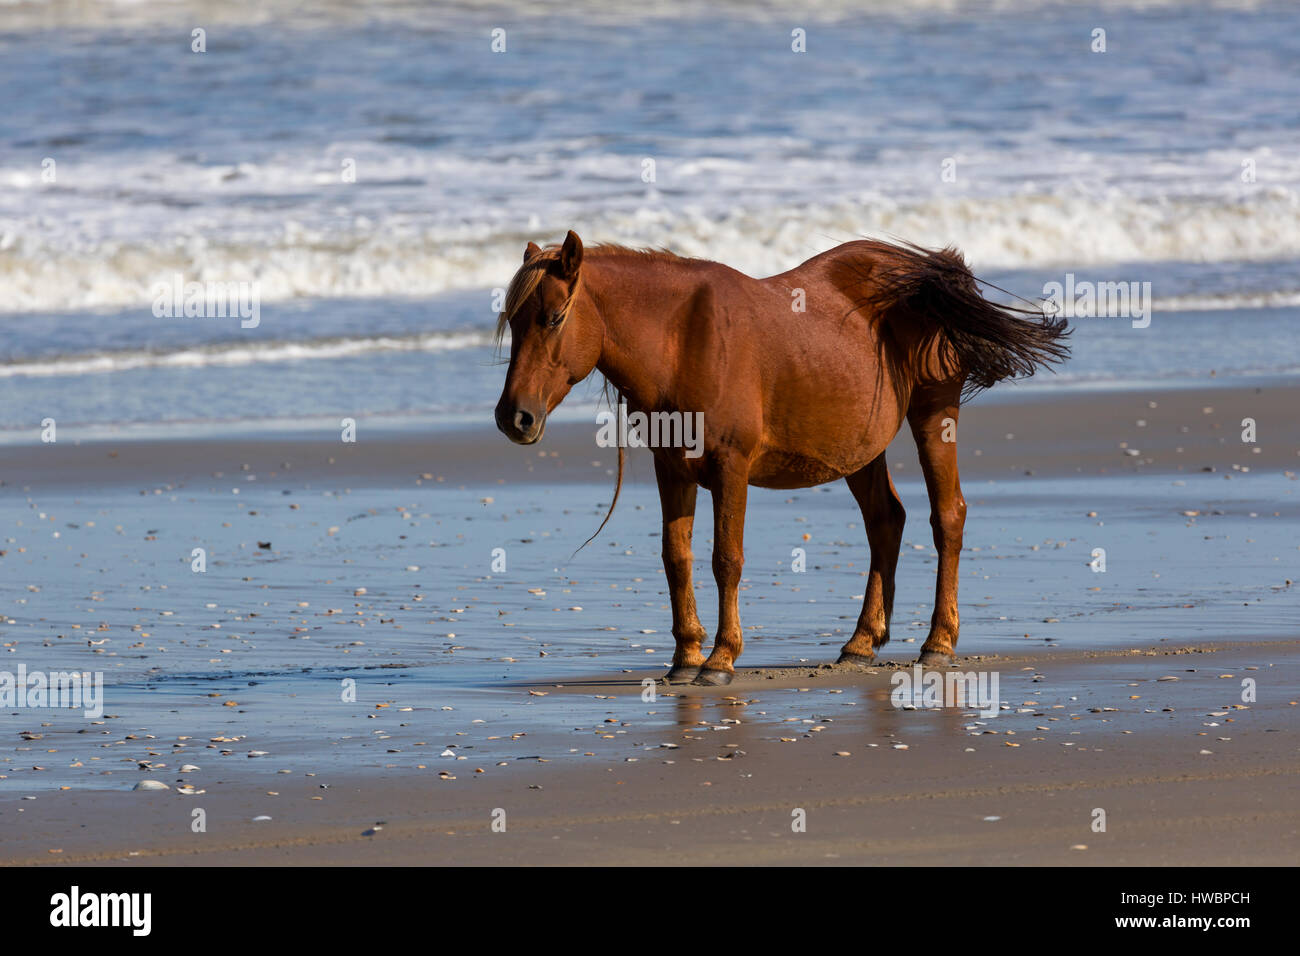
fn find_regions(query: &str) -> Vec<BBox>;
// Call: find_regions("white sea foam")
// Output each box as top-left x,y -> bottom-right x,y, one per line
0,331 -> 492,379
1153,290 -> 1300,312
3,188 -> 1297,313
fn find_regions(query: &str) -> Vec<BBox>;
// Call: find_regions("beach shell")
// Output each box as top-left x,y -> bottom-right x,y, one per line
133,780 -> 169,791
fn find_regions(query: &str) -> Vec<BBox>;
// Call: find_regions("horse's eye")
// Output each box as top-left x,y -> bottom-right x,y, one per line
546,310 -> 564,328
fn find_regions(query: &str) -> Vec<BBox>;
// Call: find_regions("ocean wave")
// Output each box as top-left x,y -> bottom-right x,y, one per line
0,331 -> 493,379
2,189 -> 1297,313
1154,290 -> 1300,312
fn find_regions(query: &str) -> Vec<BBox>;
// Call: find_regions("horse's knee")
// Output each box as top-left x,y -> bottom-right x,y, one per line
712,550 -> 743,586
662,549 -> 694,579
931,496 -> 966,539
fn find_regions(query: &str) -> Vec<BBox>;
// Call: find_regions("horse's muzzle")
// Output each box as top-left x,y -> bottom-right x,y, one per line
495,400 -> 546,444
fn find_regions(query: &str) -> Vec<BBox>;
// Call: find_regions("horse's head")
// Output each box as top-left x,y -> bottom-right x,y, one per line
494,230 -> 602,444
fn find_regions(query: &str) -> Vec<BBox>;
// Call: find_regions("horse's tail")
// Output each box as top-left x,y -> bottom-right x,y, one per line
868,242 -> 1070,401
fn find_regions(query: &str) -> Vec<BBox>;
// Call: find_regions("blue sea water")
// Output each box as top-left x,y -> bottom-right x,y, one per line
1,0 -> 1298,432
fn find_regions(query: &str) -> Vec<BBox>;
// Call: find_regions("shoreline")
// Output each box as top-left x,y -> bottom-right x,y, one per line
3,379 -> 1296,490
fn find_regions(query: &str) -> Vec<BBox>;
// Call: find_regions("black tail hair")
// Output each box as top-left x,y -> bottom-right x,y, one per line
869,242 -> 1070,401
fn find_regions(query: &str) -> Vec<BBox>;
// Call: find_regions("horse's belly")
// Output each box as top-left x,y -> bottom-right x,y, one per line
747,397 -> 902,488
747,446 -> 876,489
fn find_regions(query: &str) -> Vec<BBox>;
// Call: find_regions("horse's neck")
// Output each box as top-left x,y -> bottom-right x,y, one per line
586,257 -> 685,408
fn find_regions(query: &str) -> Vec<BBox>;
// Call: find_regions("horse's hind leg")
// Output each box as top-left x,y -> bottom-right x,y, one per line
908,384 -> 967,666
655,455 -> 708,683
837,454 -> 905,665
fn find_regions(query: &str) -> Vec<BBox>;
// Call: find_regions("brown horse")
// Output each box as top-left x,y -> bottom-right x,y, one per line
494,231 -> 1068,685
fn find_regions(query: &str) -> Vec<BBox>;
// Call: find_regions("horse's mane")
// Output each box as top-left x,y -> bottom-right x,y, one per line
495,243 -> 692,350
496,247 -> 557,348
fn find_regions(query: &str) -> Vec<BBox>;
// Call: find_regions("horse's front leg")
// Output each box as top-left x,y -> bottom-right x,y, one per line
694,459 -> 748,686
655,455 -> 708,683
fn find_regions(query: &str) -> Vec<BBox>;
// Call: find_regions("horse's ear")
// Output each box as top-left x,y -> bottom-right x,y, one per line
558,230 -> 583,279
523,241 -> 542,264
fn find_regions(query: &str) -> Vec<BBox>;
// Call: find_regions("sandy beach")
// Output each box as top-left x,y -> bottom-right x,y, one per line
3,380 -> 1297,866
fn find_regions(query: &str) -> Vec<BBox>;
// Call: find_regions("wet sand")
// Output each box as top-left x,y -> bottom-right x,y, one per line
2,380 -> 1298,864
4,643 -> 1297,866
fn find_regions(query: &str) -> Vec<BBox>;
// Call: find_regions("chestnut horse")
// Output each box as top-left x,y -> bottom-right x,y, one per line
495,231 -> 1068,685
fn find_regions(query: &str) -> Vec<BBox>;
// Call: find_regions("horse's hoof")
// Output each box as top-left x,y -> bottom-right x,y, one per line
836,652 -> 876,667
917,650 -> 955,667
663,665 -> 701,684
691,668 -> 734,686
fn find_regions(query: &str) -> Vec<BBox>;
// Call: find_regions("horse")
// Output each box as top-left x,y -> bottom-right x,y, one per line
494,231 -> 1069,686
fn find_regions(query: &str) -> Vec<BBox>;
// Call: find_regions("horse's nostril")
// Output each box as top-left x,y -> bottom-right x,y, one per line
514,409 -> 535,432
